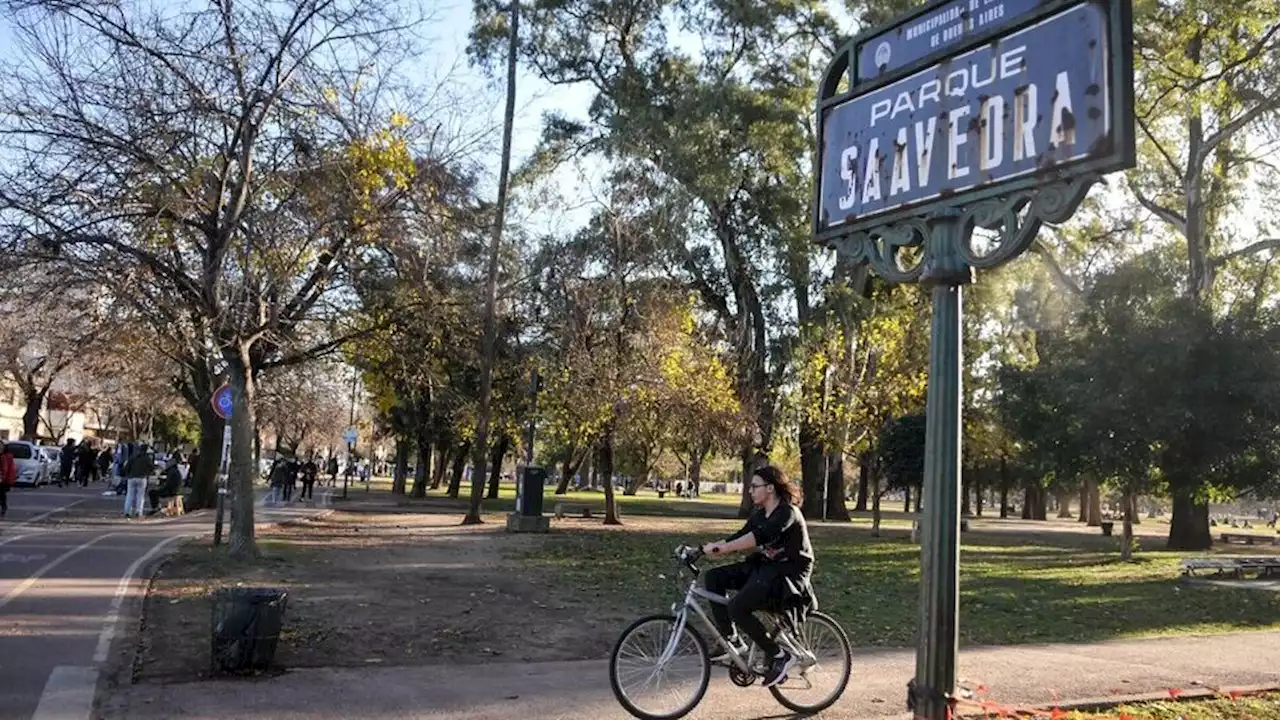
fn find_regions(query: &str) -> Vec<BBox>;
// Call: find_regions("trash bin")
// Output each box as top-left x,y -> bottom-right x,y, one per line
519,466 -> 547,517
210,587 -> 288,674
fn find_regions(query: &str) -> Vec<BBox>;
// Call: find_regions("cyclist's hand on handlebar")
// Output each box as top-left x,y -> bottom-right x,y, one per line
701,542 -> 721,556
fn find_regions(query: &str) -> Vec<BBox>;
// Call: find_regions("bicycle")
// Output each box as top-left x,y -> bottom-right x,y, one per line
608,544 -> 853,720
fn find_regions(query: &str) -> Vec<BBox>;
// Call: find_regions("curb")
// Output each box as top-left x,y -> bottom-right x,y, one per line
955,683 -> 1280,717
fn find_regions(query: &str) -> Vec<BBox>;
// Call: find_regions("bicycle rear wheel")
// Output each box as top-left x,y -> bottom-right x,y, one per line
609,613 -> 711,720
768,611 -> 853,714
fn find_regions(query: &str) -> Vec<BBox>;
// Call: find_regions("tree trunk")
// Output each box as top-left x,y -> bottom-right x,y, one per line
974,476 -> 984,517
187,408 -> 224,509
999,456 -> 1010,518
411,442 -> 430,498
623,473 -> 645,496
226,348 -> 259,560
487,435 -> 508,500
392,438 -> 409,495
855,454 -> 870,511
871,473 -> 883,537
1056,490 -> 1074,518
555,446 -> 576,495
1167,486 -> 1211,550
464,0 -> 520,527
689,446 -> 706,496
903,486 -> 912,513
1022,485 -> 1047,520
737,447 -> 766,518
21,388 -> 46,440
1120,490 -> 1135,561
961,477 -> 972,516
799,421 -> 824,519
825,452 -> 851,521
431,440 -> 448,490
447,441 -> 471,499
599,435 -> 621,525
1087,478 -> 1102,527
1129,494 -> 1141,525
1079,484 -> 1089,523
581,448 -> 594,491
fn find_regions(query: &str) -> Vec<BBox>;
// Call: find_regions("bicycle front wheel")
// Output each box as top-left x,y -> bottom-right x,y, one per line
609,613 -> 711,720
768,611 -> 853,714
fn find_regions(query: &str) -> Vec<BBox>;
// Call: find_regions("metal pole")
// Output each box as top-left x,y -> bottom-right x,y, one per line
214,486 -> 227,546
911,215 -> 970,720
345,365 -> 357,500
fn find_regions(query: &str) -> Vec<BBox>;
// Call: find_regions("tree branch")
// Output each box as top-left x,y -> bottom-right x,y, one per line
1031,238 -> 1084,296
1211,238 -> 1280,267
1130,186 -> 1187,234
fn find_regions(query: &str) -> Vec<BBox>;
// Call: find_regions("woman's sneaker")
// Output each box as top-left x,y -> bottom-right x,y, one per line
709,635 -> 747,664
762,650 -> 795,687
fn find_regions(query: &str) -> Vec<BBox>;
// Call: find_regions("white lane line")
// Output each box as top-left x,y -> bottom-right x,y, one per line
93,534 -> 185,664
4,498 -> 88,531
31,666 -> 98,720
0,532 -> 118,612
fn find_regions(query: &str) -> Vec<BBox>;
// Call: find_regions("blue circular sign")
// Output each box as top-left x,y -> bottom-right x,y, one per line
214,385 -> 234,417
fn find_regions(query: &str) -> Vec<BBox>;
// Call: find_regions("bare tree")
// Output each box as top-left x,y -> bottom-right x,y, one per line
0,0 -> 430,558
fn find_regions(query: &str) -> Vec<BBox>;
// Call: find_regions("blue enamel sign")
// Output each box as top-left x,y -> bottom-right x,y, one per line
855,0 -> 1045,83
817,2 -> 1114,233
213,383 -> 234,419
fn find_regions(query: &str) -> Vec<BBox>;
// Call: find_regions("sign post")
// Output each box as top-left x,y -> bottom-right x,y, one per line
211,383 -> 233,546
812,2 -> 1134,718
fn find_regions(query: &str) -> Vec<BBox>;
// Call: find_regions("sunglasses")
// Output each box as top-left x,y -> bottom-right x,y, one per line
749,482 -> 770,490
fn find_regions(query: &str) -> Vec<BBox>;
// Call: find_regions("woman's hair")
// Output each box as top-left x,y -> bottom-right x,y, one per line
754,465 -> 800,505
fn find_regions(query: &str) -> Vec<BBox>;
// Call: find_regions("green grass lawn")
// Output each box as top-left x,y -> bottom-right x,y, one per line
369,480 -> 920,528
511,523 -> 1280,647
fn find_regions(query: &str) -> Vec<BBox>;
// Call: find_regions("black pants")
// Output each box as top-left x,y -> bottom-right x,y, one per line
283,482 -> 294,501
148,490 -> 173,514
301,479 -> 315,500
704,561 -> 789,656
0,484 -> 8,516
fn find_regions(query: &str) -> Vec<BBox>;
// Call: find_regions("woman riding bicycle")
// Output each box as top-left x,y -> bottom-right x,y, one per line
700,465 -> 816,688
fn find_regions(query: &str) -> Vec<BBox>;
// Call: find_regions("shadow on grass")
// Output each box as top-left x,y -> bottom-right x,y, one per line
514,525 -> 1280,649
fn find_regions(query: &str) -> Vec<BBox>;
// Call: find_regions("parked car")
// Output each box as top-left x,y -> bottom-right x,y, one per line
40,446 -> 64,484
5,441 -> 51,487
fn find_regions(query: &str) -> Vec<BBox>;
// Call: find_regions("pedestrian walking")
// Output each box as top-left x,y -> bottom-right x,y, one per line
0,443 -> 16,518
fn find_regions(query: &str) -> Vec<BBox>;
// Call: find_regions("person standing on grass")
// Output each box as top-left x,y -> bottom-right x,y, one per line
0,443 -> 16,518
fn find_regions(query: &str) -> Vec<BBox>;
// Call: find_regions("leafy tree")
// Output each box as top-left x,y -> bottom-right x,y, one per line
1126,0 -> 1280,547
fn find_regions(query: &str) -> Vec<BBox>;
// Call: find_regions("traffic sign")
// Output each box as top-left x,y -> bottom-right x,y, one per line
212,382 -> 234,419
343,427 -> 358,445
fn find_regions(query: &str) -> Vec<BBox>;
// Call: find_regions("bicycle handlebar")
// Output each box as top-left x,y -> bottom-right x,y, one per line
674,544 -> 705,575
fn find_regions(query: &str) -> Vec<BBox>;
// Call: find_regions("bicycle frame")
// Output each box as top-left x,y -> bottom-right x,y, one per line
663,576 -> 817,676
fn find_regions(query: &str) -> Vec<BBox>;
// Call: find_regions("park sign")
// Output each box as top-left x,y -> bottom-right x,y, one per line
811,3 -> 1134,720
814,0 -> 1135,237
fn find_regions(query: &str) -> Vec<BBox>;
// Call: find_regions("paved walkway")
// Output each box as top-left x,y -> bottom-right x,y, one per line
0,484 -> 331,720
104,630 -> 1280,719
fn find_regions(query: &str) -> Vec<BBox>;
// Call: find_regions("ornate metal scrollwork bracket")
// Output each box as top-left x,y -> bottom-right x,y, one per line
826,174 -> 1100,287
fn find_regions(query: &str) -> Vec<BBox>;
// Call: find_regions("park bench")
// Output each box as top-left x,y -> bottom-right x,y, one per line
1219,532 -> 1279,546
1180,557 -> 1280,580
553,502 -> 593,519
